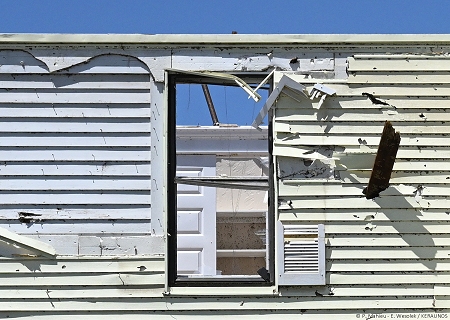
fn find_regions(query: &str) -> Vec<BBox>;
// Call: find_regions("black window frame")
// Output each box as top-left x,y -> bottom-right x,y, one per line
167,70 -> 275,287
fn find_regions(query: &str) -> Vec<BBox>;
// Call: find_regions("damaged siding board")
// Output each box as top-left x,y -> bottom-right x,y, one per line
0,50 -> 152,238
3,36 -> 450,318
275,52 -> 450,310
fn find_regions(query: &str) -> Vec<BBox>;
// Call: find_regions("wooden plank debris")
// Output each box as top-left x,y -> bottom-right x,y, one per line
363,121 -> 401,199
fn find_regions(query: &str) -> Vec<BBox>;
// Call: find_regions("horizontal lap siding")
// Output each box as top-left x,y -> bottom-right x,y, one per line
0,51 -> 151,244
0,51 -> 161,317
0,256 -> 166,316
275,55 -> 450,310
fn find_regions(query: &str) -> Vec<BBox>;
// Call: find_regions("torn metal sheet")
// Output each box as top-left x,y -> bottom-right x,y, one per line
252,75 -> 307,130
167,68 -> 261,101
363,121 -> 401,199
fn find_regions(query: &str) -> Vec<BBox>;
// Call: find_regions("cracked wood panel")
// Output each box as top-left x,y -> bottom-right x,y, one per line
0,51 -> 152,246
21,235 -> 162,256
2,221 -> 150,234
0,273 -> 164,287
0,257 -> 164,274
279,184 -> 450,197
275,107 -> 450,122
277,95 -> 450,109
275,134 -> 450,147
172,48 -> 334,72
275,121 -> 450,134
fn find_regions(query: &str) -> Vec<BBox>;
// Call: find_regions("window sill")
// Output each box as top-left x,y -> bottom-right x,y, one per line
165,286 -> 278,296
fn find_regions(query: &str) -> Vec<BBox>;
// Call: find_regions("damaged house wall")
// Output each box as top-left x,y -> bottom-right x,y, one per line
0,34 -> 449,318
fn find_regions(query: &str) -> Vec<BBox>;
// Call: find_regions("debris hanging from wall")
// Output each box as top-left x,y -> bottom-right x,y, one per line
363,121 -> 401,199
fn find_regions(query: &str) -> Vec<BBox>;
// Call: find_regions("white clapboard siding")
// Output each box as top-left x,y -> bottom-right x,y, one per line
0,74 -> 150,89
274,53 -> 450,307
0,120 -> 150,133
3,43 -> 450,318
0,51 -> 151,238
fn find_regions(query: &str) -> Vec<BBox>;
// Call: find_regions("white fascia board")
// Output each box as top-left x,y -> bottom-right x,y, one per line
0,226 -> 56,257
3,34 -> 450,45
252,75 -> 307,130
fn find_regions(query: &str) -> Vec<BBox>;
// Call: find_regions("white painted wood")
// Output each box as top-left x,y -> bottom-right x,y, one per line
279,183 -> 450,197
278,197 -> 450,210
5,221 -> 150,235
176,155 -> 217,276
348,72 -> 450,84
275,108 -> 450,122
0,226 -> 56,257
0,193 -> 150,205
0,74 -> 150,89
0,273 -> 164,287
0,150 -> 151,161
252,74 -> 307,129
0,121 -> 150,133
0,296 -> 435,312
0,136 -> 150,147
0,50 -> 153,259
328,261 -> 450,272
329,274 -> 450,285
5,36 -> 450,317
0,106 -> 150,117
321,224 -> 450,234
275,121 -> 450,134
0,163 -> 150,176
0,91 -> 150,104
275,134 -> 450,147
270,95 -> 450,109
0,64 -> 149,75
279,210 -> 450,222
0,178 -> 150,190
0,208 -> 151,220
348,56 -> 450,71
173,49 -> 334,73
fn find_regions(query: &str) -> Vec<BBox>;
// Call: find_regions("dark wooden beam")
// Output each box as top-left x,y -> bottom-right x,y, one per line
363,121 -> 401,199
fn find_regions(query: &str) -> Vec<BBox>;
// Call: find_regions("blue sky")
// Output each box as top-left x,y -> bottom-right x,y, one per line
2,0 -> 449,126
1,0 -> 449,34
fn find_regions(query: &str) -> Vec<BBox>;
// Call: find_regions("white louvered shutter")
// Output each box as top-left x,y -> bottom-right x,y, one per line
277,222 -> 325,285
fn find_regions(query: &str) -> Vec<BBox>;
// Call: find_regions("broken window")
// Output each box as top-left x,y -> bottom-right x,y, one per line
167,70 -> 274,286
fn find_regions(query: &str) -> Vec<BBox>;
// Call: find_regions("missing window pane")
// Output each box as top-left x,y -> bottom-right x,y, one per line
168,71 -> 273,285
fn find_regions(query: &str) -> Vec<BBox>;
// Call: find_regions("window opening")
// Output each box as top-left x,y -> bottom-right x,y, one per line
168,71 -> 274,286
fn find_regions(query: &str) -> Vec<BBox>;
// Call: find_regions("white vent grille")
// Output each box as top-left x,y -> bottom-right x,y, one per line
277,223 -> 325,285
284,227 -> 320,273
